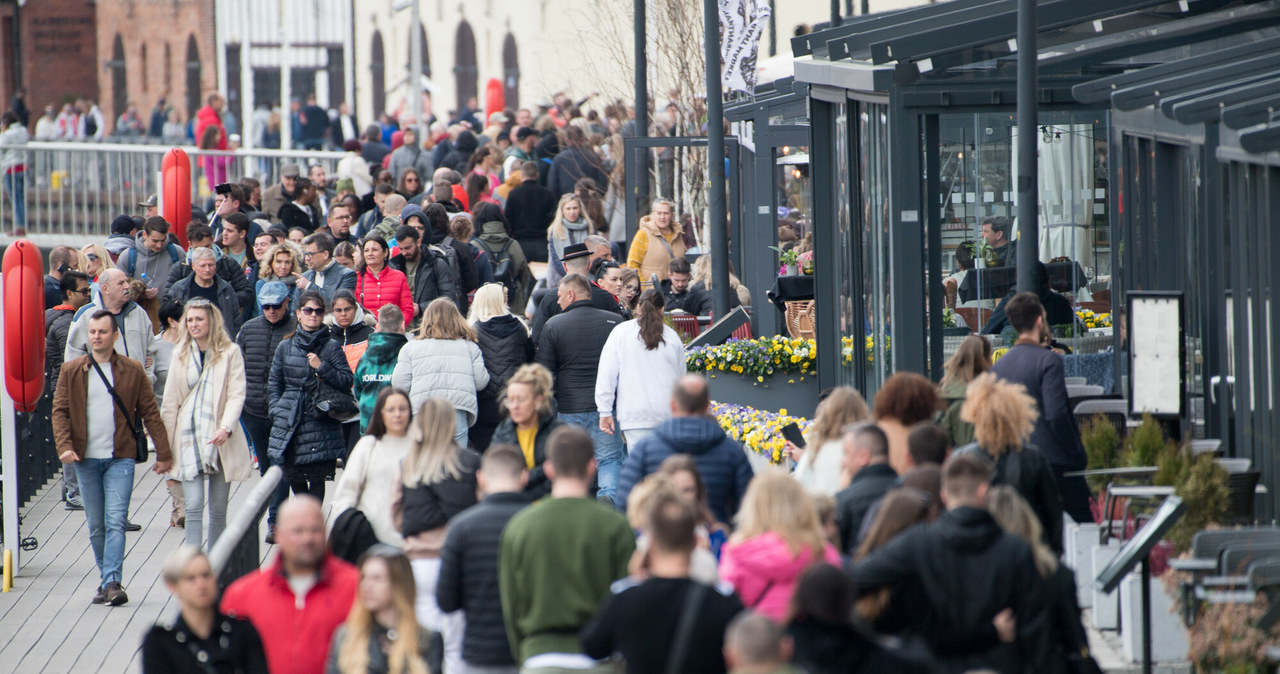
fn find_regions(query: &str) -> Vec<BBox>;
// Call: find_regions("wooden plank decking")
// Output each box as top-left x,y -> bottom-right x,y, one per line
0,468 -> 287,674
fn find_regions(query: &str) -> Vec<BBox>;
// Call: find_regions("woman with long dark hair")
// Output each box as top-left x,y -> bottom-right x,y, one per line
333,388 -> 415,548
355,235 -> 415,326
595,288 -> 685,447
395,167 -> 424,200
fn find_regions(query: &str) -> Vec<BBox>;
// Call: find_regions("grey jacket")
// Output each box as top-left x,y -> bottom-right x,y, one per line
301,260 -> 357,302
388,144 -> 433,182
391,338 -> 490,424
165,274 -> 244,338
64,300 -> 157,382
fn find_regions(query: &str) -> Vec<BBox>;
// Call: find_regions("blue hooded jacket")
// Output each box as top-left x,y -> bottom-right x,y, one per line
614,416 -> 754,523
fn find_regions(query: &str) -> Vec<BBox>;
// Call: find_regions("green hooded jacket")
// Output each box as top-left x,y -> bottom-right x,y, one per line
354,331 -> 409,431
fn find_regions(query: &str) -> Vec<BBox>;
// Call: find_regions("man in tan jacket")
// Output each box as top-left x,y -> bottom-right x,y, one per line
52,311 -> 171,607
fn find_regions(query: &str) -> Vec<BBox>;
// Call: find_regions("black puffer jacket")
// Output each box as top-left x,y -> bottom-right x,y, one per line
166,254 -> 255,313
534,301 -> 621,414
491,411 -> 564,499
44,306 -> 76,392
236,314 -> 297,418
835,463 -> 899,555
436,491 -> 530,667
330,320 -> 373,347
441,130 -> 478,173
400,448 -> 482,537
956,442 -> 1065,554
475,315 -> 533,419
787,620 -> 931,674
267,327 -> 353,465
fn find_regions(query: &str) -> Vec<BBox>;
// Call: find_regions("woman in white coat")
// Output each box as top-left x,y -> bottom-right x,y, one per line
160,298 -> 253,551
595,289 -> 686,447
331,387 -> 414,547
392,297 -> 490,448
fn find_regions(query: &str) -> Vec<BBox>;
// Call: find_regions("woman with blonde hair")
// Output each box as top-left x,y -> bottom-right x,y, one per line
392,297 -> 490,447
625,198 -> 686,287
545,193 -> 597,290
959,373 -> 1065,553
468,284 -> 531,452
255,242 -> 303,313
624,474 -> 720,584
81,242 -> 114,285
392,398 -> 481,674
325,545 -> 433,674
142,546 -> 267,672
718,469 -> 842,622
160,299 -> 252,550
788,387 -> 873,494
989,485 -> 1094,674
938,335 -> 993,447
490,363 -> 564,498
690,253 -> 751,308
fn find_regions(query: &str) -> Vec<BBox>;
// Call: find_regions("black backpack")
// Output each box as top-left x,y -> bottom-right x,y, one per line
480,238 -> 516,293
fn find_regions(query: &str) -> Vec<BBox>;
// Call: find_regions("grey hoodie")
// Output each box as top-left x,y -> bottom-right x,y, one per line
127,232 -> 182,295
64,300 -> 158,382
546,217 -> 592,290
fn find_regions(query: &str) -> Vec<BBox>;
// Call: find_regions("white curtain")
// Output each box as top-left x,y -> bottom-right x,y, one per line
1010,124 -> 1095,267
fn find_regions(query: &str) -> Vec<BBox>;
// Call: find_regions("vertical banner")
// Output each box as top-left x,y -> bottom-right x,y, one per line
719,0 -> 772,94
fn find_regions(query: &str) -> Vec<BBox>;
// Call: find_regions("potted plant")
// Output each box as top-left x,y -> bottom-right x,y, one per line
961,239 -> 1000,269
770,245 -> 800,276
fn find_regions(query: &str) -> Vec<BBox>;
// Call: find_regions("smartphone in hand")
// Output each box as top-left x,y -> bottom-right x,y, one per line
781,422 -> 806,449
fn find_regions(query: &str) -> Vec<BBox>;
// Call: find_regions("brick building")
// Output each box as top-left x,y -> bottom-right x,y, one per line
0,0 -> 99,116
95,0 -> 217,134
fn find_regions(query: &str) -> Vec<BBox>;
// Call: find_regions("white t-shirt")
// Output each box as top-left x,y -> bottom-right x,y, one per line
85,361 -> 117,459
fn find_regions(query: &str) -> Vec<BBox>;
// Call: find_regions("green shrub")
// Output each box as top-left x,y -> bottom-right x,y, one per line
1081,414 -> 1122,492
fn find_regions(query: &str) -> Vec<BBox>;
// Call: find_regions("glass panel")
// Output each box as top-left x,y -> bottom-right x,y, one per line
777,145 -> 812,246
859,102 -> 891,389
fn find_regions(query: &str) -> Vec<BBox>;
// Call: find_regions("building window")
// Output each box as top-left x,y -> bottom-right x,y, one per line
141,44 -> 148,93
502,33 -> 519,109
110,34 -> 127,123
185,35 -> 201,120
454,21 -> 477,115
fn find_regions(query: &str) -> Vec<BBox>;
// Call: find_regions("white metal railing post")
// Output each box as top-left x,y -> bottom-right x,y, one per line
0,272 -> 21,576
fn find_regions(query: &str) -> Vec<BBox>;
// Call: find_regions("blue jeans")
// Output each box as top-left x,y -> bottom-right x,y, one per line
75,458 -> 135,588
242,413 -> 287,524
454,410 -> 471,449
4,170 -> 25,229
559,411 -> 624,502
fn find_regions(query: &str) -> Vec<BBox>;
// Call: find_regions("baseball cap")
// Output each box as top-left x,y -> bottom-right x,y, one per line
111,214 -> 137,235
515,126 -> 537,141
281,163 -> 301,178
257,281 -> 290,306
488,111 -> 510,125
139,194 -> 157,208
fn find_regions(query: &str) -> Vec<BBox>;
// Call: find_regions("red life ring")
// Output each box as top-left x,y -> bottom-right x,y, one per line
162,148 -> 192,247
2,239 -> 45,412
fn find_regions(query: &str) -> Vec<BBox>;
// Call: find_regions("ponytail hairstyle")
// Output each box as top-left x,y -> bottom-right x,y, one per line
635,288 -> 666,351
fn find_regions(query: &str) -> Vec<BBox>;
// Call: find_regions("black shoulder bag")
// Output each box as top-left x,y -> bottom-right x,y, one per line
88,358 -> 149,463
663,582 -> 708,674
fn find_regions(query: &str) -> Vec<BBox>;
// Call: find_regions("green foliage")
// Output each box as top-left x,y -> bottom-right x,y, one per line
1082,415 -> 1122,492
1122,413 -> 1170,468
1167,453 -> 1230,554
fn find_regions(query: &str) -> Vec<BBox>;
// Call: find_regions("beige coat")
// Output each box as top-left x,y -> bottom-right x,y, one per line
160,343 -> 253,482
626,215 -> 686,286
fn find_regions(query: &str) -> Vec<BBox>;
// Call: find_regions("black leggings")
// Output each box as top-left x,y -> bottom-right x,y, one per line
290,479 -> 325,503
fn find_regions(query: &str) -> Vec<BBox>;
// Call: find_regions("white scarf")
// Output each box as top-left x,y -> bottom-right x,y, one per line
179,351 -> 222,481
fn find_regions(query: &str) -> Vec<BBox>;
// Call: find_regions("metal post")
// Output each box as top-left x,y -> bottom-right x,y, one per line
1141,557 -> 1152,674
634,0 -> 650,213
280,0 -> 293,152
831,0 -> 841,26
0,273 -> 20,576
409,0 -> 424,143
703,0 -> 731,316
1015,0 -> 1038,292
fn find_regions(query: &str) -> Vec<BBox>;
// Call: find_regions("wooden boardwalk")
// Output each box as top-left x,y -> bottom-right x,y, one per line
0,469 -> 282,674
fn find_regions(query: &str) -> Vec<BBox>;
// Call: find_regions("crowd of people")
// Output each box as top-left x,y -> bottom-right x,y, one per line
35,89 -> 1098,674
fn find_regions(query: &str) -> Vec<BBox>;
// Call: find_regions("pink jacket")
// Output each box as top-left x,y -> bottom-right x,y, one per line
356,265 -> 415,327
718,531 -> 843,622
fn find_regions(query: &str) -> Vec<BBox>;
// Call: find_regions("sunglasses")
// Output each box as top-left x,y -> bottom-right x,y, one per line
299,306 -> 325,315
68,287 -> 91,295
261,303 -> 284,311
86,254 -> 99,261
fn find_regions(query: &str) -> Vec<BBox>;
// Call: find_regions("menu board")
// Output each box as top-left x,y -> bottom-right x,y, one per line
1128,292 -> 1185,417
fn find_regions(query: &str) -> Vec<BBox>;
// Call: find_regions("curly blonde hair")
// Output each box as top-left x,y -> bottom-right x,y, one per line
259,243 -> 302,280
959,373 -> 1039,455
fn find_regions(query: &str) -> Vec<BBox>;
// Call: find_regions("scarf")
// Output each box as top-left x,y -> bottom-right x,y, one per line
178,350 -> 222,480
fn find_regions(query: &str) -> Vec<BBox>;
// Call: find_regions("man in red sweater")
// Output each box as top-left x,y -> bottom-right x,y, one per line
221,497 -> 357,674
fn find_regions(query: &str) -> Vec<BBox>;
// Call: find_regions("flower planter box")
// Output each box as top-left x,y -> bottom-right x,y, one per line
707,370 -> 820,416
1120,574 -> 1190,663
1064,519 -> 1102,609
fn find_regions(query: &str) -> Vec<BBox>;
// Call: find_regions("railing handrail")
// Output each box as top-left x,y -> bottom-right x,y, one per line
207,465 -> 283,578
0,140 -> 345,160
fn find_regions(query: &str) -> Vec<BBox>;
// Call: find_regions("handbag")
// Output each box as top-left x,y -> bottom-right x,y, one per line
89,357 -> 150,463
310,369 -> 359,422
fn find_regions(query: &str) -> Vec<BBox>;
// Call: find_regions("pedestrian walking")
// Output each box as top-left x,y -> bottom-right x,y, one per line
52,311 -> 173,606
354,305 -> 409,432
392,297 -> 489,448
325,546 -> 434,674
268,290 -> 354,502
490,363 -> 565,498
160,299 -> 251,551
355,234 -> 415,325
332,388 -> 415,549
787,387 -> 872,496
938,334 -> 993,448
595,289 -> 685,449
468,284 -> 532,452
141,547 -> 268,673
46,270 -> 92,511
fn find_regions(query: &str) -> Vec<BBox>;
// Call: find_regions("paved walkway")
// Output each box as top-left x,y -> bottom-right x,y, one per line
0,469 -> 276,674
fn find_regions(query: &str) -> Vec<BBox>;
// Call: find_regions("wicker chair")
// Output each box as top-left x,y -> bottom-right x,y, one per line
785,300 -> 816,340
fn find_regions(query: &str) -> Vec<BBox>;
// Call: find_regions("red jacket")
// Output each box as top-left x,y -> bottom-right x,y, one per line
356,264 -> 415,326
221,553 -> 358,674
194,105 -> 227,150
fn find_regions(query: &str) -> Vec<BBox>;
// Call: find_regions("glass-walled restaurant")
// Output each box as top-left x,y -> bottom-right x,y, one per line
790,0 -> 1280,514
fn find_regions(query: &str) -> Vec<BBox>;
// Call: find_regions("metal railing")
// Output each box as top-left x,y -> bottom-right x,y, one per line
0,141 -> 344,238
210,465 -> 283,592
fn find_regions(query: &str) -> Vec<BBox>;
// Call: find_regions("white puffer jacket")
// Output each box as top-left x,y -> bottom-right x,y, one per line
391,338 -> 490,424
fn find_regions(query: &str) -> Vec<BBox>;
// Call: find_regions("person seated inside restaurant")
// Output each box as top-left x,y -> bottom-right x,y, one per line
981,261 -> 1080,336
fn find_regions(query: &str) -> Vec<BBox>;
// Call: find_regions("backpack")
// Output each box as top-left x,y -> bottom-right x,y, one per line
433,236 -> 463,293
123,244 -> 182,278
479,238 -> 516,293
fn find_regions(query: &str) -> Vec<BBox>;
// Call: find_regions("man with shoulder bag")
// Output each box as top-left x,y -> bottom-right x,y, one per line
52,311 -> 172,607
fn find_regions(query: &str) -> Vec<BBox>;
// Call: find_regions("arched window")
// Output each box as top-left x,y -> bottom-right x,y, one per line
141,44 -> 148,92
453,21 -> 477,115
185,35 -> 201,120
502,34 -> 519,109
164,43 -> 172,96
371,30 -> 386,117
110,35 -> 127,122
